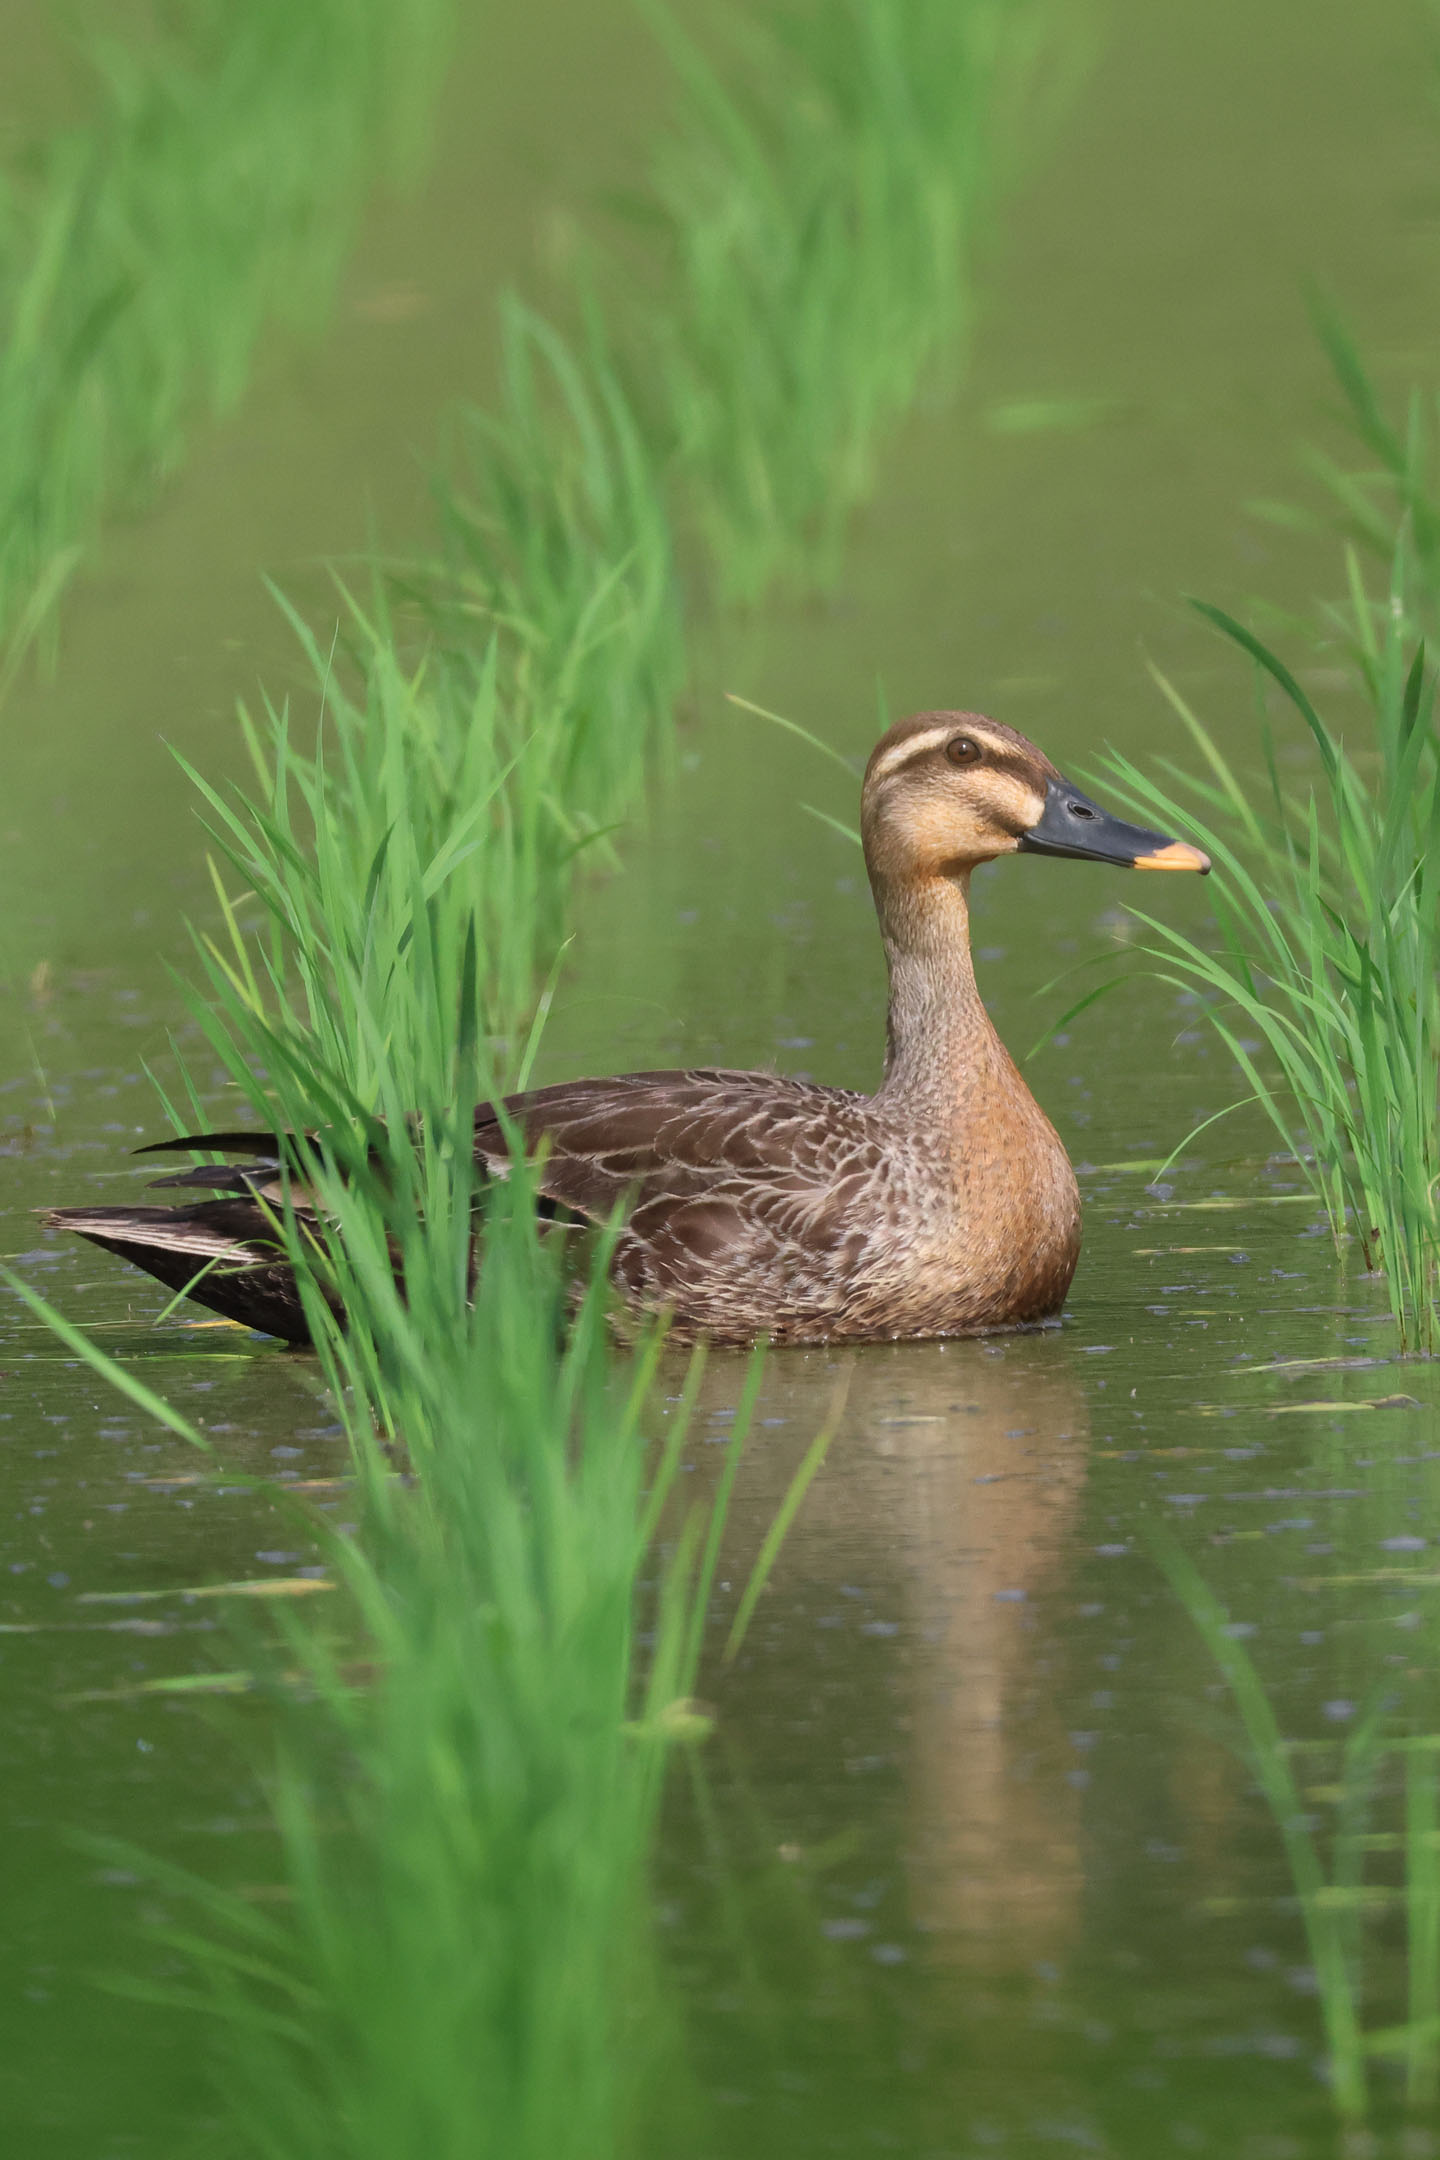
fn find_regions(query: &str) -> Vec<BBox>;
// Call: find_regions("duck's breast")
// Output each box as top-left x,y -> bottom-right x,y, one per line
839,1077 -> 1081,1338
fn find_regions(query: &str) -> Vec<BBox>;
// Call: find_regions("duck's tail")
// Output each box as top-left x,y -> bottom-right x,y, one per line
46,1193 -> 317,1345
48,1119 -> 509,1344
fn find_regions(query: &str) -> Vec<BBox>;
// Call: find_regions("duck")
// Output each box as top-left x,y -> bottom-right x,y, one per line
48,712 -> 1207,1347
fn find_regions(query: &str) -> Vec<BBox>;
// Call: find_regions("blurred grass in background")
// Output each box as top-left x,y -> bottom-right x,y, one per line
0,0 -> 451,672
644,0 -> 1060,602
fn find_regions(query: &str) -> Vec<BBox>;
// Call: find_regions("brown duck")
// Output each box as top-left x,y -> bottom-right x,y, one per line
49,713 -> 1207,1346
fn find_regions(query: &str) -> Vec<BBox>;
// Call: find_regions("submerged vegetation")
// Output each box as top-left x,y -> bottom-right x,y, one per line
1160,1539 -> 1440,2122
0,0 -> 450,664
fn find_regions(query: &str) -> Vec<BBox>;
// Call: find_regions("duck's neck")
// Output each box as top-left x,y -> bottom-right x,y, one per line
873,870 -> 1012,1112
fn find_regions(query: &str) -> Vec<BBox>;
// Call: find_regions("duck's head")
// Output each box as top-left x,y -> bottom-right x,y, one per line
860,711 -> 1210,883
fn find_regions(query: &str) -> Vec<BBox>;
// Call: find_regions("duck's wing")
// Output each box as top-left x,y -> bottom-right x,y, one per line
482,1066 -> 868,1206
47,1069 -> 881,1339
485,1068 -> 889,1318
119,1069 -> 880,1235
115,1069 -> 872,1214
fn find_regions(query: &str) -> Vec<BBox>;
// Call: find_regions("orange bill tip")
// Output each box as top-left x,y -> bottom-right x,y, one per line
1132,840 -> 1211,874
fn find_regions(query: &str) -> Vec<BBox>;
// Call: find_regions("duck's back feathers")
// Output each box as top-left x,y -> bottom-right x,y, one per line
481,1068 -> 896,1340
480,1066 -> 871,1208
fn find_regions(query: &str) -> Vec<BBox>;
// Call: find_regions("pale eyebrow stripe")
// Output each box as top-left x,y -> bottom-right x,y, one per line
870,729 -> 1040,786
868,727 -> 962,781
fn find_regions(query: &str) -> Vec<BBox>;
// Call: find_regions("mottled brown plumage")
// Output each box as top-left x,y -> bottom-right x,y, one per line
48,712 -> 1207,1345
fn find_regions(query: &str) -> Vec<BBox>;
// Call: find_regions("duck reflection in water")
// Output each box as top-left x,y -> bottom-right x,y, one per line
702,1338 -> 1090,1971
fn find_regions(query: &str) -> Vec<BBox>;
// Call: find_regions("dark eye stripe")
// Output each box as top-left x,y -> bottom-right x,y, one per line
984,750 -> 1046,784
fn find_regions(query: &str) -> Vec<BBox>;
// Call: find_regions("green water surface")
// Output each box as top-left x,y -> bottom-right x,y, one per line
5,1 -> 1440,2153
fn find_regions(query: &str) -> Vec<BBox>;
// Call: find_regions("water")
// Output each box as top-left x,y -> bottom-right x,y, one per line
4,0 -> 1440,2150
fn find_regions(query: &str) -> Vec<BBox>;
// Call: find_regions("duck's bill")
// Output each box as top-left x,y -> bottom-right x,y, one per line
1017,777 -> 1210,873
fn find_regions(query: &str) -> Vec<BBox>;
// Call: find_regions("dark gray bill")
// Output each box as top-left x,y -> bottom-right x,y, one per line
1017,776 -> 1210,873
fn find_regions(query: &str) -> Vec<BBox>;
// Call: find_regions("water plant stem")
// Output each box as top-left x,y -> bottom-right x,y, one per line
1404,1742 -> 1440,2106
1159,1538 -> 1440,2120
1155,1539 -> 1370,2115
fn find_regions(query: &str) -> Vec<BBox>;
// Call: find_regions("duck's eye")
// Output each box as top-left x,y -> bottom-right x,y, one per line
945,734 -> 981,768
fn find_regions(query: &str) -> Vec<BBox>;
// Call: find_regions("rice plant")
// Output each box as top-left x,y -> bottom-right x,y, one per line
8,0 -> 1061,2136
1094,324 -> 1440,1352
640,0 -> 1057,602
0,0 -> 450,659
1158,1538 -> 1440,2121
1099,556 -> 1440,1350
11,1164 -> 751,2160
180,584 -> 572,1094
1303,304 -> 1440,619
11,564 -> 806,2149
40,447 -> 859,2140
412,294 -> 685,825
